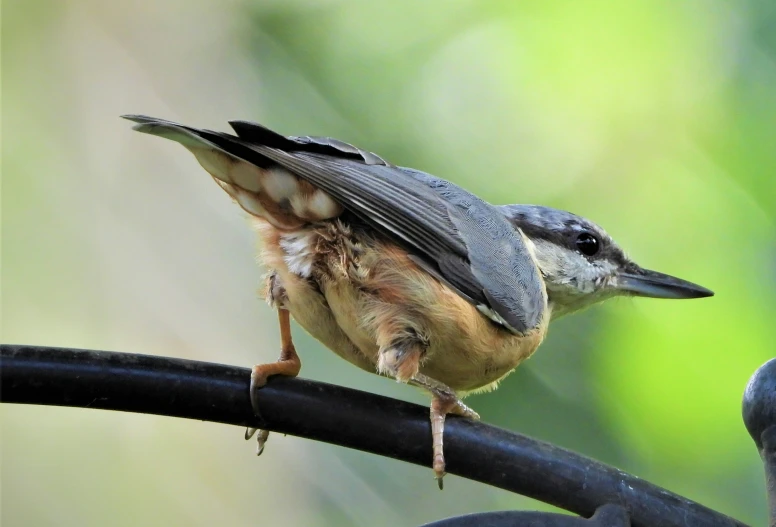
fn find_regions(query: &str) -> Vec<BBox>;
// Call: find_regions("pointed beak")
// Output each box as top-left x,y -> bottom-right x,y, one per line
615,267 -> 714,299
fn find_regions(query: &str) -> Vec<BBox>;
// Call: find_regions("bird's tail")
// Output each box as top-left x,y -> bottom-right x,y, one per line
122,115 -> 343,229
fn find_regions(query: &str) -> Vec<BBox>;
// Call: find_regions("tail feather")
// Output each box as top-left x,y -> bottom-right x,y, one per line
122,115 -> 343,229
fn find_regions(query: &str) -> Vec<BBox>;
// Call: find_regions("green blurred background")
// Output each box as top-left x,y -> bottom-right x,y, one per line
3,0 -> 774,525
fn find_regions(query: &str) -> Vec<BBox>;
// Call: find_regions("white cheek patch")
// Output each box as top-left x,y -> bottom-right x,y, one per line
279,231 -> 318,277
591,260 -> 618,283
533,240 -> 619,295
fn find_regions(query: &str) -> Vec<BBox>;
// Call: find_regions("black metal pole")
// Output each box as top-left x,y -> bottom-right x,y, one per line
1,344 -> 746,527
743,358 -> 776,527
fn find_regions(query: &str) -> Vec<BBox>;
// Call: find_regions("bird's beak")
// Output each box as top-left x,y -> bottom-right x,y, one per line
615,267 -> 714,299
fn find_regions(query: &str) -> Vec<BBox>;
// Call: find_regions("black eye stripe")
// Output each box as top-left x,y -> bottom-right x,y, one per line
504,211 -> 614,260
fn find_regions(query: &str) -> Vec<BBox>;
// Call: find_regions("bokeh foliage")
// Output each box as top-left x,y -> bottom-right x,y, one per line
3,0 -> 774,525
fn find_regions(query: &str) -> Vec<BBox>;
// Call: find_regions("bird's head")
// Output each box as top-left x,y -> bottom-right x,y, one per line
500,204 -> 713,319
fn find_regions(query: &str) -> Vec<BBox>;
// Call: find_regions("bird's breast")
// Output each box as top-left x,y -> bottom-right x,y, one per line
254,218 -> 549,394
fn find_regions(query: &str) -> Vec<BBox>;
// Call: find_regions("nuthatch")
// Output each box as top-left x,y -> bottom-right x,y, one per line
124,115 -> 713,488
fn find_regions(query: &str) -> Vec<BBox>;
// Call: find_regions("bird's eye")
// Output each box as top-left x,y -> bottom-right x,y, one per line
575,232 -> 599,256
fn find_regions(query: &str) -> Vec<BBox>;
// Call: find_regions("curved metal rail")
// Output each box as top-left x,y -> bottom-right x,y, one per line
1,344 -> 759,527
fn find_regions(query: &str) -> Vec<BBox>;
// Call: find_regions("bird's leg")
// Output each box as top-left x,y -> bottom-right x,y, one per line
410,373 -> 480,420
377,335 -> 425,383
245,307 -> 301,455
376,325 -> 479,488
410,373 -> 480,489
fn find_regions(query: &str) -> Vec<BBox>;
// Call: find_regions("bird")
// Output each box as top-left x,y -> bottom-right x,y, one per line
123,114 -> 714,488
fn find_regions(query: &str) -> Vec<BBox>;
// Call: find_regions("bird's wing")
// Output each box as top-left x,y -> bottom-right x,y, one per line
123,115 -> 546,334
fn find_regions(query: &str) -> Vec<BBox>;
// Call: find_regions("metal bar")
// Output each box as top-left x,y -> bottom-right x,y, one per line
743,358 -> 776,527
1,344 -> 747,527
421,504 -> 631,526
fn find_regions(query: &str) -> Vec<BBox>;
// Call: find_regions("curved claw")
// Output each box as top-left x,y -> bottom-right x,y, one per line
248,369 -> 271,455
249,367 -> 266,419
245,426 -> 269,455
255,429 -> 269,456
245,427 -> 258,440
452,401 -> 480,420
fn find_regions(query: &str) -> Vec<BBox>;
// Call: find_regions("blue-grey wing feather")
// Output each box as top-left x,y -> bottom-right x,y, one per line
399,168 -> 546,333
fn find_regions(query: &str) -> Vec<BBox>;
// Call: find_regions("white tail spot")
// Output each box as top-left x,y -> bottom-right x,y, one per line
233,188 -> 268,218
263,168 -> 299,202
229,161 -> 264,193
289,193 -> 309,218
307,189 -> 342,219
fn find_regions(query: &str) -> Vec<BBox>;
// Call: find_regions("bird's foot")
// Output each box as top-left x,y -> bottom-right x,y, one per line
411,373 -> 479,489
245,308 -> 301,455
